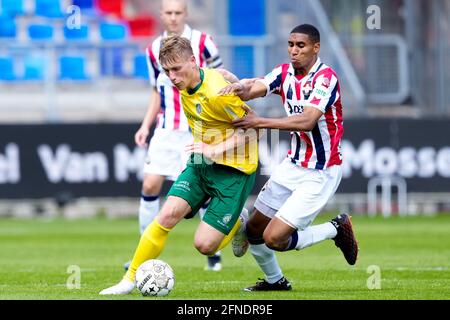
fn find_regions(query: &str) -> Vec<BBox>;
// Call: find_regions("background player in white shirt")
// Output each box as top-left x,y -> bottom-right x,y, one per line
131,0 -> 227,272
220,24 -> 359,291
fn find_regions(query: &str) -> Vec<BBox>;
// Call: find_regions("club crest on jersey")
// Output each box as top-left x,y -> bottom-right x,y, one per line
303,81 -> 312,99
196,103 -> 202,114
222,214 -> 232,225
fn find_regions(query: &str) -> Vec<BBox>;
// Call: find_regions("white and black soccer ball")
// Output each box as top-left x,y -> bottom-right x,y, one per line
135,259 -> 175,297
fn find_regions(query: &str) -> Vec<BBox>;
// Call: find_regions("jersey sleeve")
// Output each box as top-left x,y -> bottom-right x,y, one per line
257,64 -> 284,97
214,95 -> 248,122
146,44 -> 160,88
305,69 -> 339,113
202,34 -> 223,69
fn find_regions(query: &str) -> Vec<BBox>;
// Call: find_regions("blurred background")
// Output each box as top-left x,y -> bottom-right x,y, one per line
0,0 -> 449,219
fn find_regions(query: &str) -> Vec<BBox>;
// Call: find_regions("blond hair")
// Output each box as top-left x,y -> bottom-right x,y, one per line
159,35 -> 193,66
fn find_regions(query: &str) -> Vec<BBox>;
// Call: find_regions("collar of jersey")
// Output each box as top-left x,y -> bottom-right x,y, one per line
187,68 -> 204,95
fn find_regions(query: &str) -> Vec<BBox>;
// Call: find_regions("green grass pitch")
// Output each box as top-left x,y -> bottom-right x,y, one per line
0,213 -> 449,300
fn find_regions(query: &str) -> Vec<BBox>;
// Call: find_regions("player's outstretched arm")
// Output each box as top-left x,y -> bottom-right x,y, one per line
135,86 -> 161,147
218,79 -> 267,101
233,106 -> 323,132
185,126 -> 259,160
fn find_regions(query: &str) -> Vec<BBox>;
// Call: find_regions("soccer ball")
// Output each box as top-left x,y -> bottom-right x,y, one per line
135,259 -> 175,297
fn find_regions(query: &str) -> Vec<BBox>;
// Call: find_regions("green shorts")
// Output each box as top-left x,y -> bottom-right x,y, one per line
167,154 -> 256,235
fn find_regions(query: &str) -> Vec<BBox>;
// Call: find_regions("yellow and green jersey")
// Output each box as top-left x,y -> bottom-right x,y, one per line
180,68 -> 258,174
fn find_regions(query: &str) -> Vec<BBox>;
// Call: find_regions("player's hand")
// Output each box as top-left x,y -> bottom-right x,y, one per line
218,82 -> 244,96
134,126 -> 150,148
232,105 -> 261,129
185,142 -> 216,159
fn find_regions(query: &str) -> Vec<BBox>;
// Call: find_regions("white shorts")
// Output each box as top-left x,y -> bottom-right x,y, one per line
143,129 -> 193,181
254,158 -> 342,230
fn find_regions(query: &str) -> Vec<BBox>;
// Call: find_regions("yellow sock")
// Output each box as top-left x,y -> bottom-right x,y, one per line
124,219 -> 172,281
215,218 -> 241,252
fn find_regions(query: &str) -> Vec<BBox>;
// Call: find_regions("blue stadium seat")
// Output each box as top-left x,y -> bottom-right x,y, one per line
63,24 -> 89,41
100,47 -> 125,77
99,22 -> 127,40
0,56 -> 15,80
35,0 -> 64,18
28,23 -> 54,40
228,0 -> 266,78
0,16 -> 16,38
59,56 -> 89,80
23,55 -> 46,80
1,0 -> 24,16
133,54 -> 149,79
72,0 -> 94,10
99,23 -> 128,77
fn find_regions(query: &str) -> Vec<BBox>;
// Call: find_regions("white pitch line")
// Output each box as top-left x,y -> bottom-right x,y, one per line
394,267 -> 448,271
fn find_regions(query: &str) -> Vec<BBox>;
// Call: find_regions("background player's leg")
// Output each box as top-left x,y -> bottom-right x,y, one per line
139,174 -> 165,234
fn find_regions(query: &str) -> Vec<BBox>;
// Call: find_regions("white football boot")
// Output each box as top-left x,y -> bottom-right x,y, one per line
232,208 -> 250,257
99,278 -> 135,295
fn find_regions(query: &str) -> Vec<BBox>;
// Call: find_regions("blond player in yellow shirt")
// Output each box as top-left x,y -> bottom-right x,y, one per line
100,35 -> 260,295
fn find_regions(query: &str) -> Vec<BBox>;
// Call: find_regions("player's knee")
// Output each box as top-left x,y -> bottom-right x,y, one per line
194,240 -> 217,256
263,232 -> 285,252
158,205 -> 182,228
142,179 -> 161,195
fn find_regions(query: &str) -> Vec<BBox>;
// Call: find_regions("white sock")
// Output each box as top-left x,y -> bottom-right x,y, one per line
295,222 -> 337,250
250,243 -> 283,284
139,194 -> 159,234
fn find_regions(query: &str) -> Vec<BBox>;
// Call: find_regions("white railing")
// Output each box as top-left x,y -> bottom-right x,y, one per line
367,175 -> 408,217
343,34 -> 410,105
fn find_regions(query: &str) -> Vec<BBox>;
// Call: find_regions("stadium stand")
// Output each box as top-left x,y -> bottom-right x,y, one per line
126,15 -> 156,38
132,53 -> 148,79
99,21 -> 127,40
96,0 -> 124,18
0,16 -> 17,38
63,24 -> 89,40
28,23 -> 54,40
0,56 -> 14,80
35,0 -> 65,18
23,54 -> 46,80
72,0 -> 94,10
0,0 -> 151,83
0,0 -> 25,17
58,55 -> 89,80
